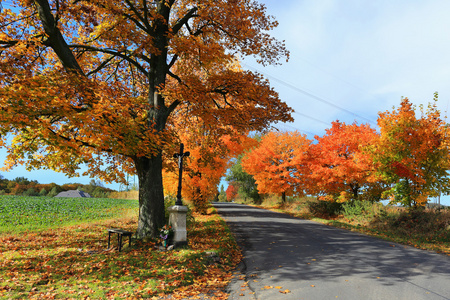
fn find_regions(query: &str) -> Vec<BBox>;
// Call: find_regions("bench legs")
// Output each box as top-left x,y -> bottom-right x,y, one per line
107,229 -> 132,252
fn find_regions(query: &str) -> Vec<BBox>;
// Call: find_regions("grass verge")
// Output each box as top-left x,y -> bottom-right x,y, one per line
0,205 -> 241,299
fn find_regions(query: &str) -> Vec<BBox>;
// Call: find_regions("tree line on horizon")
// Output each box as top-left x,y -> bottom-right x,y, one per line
0,176 -> 115,198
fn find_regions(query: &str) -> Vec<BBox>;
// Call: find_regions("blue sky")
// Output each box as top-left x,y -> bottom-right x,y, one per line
2,0 -> 450,204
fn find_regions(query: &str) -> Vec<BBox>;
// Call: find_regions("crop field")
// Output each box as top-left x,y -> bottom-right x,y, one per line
0,195 -> 138,233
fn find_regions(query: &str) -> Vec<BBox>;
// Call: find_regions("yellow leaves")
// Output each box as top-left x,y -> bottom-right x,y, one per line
261,286 -> 290,293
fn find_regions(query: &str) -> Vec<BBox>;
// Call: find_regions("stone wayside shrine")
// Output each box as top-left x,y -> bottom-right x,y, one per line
169,143 -> 190,248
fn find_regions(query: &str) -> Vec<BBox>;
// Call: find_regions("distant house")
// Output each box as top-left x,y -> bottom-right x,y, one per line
54,190 -> 91,198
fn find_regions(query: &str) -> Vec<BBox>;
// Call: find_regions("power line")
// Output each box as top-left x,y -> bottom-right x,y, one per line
274,123 -> 319,137
293,111 -> 329,126
243,63 -> 377,126
296,56 -> 366,93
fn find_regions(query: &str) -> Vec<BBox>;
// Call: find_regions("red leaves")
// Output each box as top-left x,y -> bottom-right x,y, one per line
391,161 -> 413,179
226,185 -> 239,201
308,121 -> 379,201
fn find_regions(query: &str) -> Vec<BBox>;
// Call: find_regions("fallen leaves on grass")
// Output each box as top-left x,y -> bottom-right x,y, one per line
0,212 -> 241,299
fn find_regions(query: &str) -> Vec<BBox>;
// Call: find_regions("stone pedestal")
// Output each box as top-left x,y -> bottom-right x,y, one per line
168,205 -> 188,248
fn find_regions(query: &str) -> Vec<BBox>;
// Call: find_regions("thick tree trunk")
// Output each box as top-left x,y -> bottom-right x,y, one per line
134,154 -> 166,238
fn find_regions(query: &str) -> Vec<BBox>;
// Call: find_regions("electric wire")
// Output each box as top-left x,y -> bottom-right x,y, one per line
242,62 -> 377,126
293,111 -> 330,126
274,123 -> 318,137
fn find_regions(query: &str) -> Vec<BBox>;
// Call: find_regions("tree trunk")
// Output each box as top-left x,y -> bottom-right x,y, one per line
134,154 -> 166,238
350,183 -> 359,200
281,192 -> 286,203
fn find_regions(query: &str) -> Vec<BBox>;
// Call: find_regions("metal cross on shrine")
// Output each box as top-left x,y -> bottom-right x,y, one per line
173,143 -> 190,206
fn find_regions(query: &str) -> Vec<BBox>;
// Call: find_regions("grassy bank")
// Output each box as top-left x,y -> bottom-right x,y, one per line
0,196 -> 241,299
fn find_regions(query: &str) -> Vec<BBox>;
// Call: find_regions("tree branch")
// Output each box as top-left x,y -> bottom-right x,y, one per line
34,0 -> 84,74
70,44 -> 149,77
171,7 -> 198,35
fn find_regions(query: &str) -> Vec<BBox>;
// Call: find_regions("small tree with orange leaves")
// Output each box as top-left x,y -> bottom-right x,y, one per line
307,121 -> 380,202
226,184 -> 239,202
370,95 -> 450,207
242,131 -> 311,203
163,115 -> 256,213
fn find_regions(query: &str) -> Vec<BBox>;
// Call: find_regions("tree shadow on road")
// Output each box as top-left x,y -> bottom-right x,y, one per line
214,202 -> 450,291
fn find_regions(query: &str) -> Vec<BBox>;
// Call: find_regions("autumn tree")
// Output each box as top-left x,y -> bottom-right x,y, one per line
370,96 -> 450,207
226,154 -> 261,203
226,184 -> 238,202
0,0 -> 292,237
242,131 -> 311,203
308,121 -> 380,202
163,115 -> 254,213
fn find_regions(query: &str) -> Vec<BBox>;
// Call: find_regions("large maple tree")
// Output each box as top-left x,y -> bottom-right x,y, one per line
0,0 -> 293,237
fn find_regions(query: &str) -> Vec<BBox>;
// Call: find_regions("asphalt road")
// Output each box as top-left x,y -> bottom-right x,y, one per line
214,202 -> 450,300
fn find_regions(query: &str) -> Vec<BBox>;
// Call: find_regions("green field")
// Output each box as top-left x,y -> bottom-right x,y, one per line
0,195 -> 138,233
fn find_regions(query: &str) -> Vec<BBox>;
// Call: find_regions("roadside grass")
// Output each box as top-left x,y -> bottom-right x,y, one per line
237,195 -> 450,255
0,196 -> 241,299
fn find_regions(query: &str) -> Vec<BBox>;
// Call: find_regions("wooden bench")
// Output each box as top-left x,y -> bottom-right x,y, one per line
107,228 -> 133,252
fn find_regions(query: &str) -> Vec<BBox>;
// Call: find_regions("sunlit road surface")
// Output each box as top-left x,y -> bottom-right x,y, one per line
214,202 -> 450,300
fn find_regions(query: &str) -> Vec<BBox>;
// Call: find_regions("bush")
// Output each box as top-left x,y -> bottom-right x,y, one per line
341,200 -> 383,222
390,209 -> 448,232
47,186 -> 62,197
217,193 -> 227,202
23,188 -> 38,197
307,199 -> 342,218
39,188 -> 48,196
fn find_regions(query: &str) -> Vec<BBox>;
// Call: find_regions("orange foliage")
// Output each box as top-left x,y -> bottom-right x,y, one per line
0,0 -> 293,236
242,131 -> 311,202
163,116 -> 256,213
370,96 -> 450,207
308,121 -> 379,202
226,184 -> 239,201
